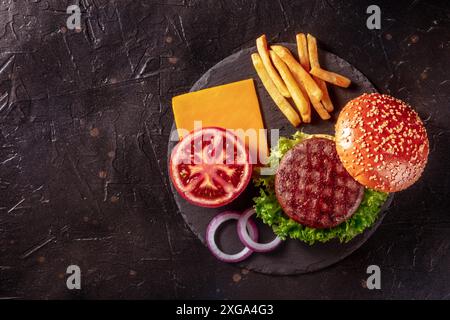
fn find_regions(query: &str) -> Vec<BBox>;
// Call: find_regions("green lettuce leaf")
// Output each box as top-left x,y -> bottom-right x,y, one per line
253,132 -> 389,245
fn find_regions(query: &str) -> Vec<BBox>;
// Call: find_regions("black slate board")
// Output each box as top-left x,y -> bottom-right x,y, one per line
167,43 -> 393,275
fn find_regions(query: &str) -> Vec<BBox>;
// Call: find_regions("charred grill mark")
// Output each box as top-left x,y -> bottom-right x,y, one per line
275,138 -> 364,229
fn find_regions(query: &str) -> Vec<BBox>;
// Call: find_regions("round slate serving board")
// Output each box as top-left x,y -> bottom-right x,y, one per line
167,43 -> 394,275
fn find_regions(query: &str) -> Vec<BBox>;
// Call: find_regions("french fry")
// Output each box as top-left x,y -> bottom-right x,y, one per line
307,34 -> 320,68
271,45 -> 323,101
310,66 -> 351,88
307,34 -> 334,112
310,96 -> 331,120
251,53 -> 301,127
296,33 -> 310,71
297,81 -> 312,121
314,76 -> 334,112
269,50 -> 311,123
256,35 -> 291,98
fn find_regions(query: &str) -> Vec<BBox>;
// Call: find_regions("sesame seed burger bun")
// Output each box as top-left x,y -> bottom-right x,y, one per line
335,93 -> 429,193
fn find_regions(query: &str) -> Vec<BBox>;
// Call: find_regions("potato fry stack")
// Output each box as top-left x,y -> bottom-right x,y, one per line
252,33 -> 351,126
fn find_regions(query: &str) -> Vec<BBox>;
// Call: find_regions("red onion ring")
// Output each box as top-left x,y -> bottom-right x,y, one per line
206,211 -> 259,263
237,208 -> 282,253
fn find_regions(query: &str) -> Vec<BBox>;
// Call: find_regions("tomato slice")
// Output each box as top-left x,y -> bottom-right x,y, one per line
170,127 -> 252,208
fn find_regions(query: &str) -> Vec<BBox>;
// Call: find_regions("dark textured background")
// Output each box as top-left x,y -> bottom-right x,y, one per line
0,0 -> 449,299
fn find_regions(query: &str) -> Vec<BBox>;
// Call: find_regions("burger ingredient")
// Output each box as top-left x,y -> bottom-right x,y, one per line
237,208 -> 282,253
171,79 -> 268,164
335,93 -> 429,192
170,127 -> 252,208
206,211 -> 259,263
253,132 -> 388,244
275,138 -> 364,229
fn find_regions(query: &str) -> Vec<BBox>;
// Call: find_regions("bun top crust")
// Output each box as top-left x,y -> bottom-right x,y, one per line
335,93 -> 429,192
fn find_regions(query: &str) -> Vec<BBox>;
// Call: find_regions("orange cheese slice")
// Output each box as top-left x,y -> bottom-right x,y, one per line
172,79 -> 267,164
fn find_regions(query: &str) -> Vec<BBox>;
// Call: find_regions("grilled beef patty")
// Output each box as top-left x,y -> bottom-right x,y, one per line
275,137 -> 364,229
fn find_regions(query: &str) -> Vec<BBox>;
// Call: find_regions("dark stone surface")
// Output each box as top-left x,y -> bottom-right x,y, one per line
0,0 -> 449,299
167,44 -> 394,275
